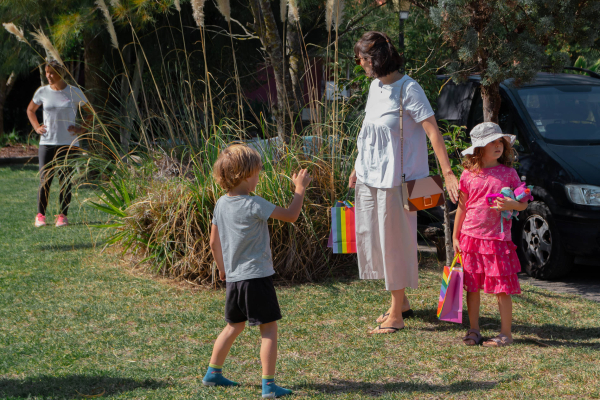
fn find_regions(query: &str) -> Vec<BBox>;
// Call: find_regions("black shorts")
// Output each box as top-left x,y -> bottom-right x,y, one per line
225,276 -> 282,326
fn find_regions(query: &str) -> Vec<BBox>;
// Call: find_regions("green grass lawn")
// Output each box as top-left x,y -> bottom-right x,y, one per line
1,164 -> 599,399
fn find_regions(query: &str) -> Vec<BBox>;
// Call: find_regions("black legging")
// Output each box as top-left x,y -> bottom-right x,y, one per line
38,145 -> 76,216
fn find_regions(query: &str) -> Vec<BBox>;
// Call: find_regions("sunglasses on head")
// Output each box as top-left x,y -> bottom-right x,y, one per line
354,55 -> 369,65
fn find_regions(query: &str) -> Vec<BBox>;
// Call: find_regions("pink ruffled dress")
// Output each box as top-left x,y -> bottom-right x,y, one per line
458,165 -> 523,295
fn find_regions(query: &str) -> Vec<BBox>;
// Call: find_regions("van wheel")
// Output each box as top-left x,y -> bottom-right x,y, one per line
514,201 -> 573,280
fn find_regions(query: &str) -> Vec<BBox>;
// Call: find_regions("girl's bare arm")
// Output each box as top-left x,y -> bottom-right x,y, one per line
452,191 -> 468,254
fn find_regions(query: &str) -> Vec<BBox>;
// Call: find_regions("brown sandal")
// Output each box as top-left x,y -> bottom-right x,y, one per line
462,329 -> 483,346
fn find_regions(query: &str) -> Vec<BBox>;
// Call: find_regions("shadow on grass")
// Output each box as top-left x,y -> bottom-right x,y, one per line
414,308 -> 600,347
0,374 -> 169,399
301,378 -> 496,396
38,242 -> 97,251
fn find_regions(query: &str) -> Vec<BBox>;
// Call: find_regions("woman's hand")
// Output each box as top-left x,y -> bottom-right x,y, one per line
443,170 -> 460,204
349,169 -> 357,188
68,125 -> 83,135
452,235 -> 461,256
35,125 -> 47,135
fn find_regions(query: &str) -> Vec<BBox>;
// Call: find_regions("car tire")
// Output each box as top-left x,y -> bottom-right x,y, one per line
513,201 -> 573,280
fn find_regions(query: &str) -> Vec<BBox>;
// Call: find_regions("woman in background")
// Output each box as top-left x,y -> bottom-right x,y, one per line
27,60 -> 89,227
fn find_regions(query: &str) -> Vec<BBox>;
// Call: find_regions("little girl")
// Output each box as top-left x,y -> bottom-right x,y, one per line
452,122 -> 530,347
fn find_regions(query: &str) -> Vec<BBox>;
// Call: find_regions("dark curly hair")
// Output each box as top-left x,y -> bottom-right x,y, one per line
353,31 -> 403,78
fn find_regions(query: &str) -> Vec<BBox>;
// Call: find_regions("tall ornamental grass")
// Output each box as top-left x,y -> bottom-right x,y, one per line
91,130 -> 360,286
5,1 -> 364,286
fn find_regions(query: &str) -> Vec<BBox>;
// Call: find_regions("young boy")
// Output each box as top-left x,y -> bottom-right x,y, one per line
203,144 -> 312,398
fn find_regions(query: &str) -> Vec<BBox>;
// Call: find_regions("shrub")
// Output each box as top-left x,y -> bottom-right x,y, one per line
91,136 -> 358,287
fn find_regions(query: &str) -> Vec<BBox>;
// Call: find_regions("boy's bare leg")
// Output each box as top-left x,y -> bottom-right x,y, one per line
260,321 -> 292,398
203,322 -> 245,386
210,322 -> 245,367
259,321 -> 278,376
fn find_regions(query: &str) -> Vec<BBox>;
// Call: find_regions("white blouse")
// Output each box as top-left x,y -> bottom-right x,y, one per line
32,85 -> 89,146
355,75 -> 434,188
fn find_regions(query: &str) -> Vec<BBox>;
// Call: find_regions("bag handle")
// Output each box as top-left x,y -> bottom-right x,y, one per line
344,187 -> 354,201
399,77 -> 443,184
399,78 -> 408,183
448,252 -> 463,273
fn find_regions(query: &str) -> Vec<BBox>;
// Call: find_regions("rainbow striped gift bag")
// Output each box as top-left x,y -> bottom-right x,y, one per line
437,253 -> 464,323
327,200 -> 357,254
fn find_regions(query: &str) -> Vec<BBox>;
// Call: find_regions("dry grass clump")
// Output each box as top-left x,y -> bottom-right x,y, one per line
105,146 -> 356,287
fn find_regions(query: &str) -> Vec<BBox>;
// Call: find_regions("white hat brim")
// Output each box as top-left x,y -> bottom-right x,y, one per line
461,133 -> 516,156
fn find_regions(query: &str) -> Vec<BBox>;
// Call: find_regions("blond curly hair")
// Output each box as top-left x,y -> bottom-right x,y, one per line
212,144 -> 262,191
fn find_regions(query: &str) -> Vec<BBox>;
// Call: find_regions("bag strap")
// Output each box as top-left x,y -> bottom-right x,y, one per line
399,78 -> 408,183
344,188 -> 354,201
448,252 -> 463,273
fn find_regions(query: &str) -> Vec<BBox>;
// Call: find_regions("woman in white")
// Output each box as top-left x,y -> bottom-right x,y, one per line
349,32 -> 460,334
27,61 -> 89,227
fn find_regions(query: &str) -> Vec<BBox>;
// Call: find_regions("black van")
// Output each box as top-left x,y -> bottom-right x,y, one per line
436,71 -> 600,279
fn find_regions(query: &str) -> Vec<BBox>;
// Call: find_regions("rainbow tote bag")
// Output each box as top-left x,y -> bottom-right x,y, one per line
327,200 -> 357,254
437,253 -> 464,323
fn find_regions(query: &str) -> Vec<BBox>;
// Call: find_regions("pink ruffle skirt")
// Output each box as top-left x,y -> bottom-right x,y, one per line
459,235 -> 522,295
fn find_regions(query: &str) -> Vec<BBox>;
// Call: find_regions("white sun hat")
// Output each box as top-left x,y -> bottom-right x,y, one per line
461,122 -> 516,156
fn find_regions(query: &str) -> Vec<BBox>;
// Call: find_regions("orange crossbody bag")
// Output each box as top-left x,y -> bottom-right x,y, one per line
399,81 -> 445,211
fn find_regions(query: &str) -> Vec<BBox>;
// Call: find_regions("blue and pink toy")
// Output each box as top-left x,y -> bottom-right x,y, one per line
485,183 -> 534,232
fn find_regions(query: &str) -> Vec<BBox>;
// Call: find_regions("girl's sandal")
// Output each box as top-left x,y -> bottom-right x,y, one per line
482,333 -> 513,347
462,329 -> 483,346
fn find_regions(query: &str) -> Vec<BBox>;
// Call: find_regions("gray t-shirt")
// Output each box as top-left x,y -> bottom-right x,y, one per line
32,84 -> 89,146
212,195 -> 277,283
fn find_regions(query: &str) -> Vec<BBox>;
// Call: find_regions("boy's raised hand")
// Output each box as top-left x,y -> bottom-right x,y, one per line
292,168 -> 312,193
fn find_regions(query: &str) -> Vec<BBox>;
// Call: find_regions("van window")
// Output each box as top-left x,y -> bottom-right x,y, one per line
518,85 -> 600,144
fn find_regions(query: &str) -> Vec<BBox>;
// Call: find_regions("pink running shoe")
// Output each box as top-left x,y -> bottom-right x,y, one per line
35,213 -> 46,227
55,214 -> 68,227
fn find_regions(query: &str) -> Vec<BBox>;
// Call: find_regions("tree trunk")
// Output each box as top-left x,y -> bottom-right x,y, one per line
286,6 -> 305,135
443,202 -> 454,263
120,48 -> 145,154
481,82 -> 501,123
83,31 -> 108,111
0,72 -> 16,137
287,8 -> 304,113
249,0 -> 295,143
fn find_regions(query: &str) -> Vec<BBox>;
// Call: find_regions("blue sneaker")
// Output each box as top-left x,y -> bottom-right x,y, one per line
202,366 -> 238,387
262,378 -> 293,398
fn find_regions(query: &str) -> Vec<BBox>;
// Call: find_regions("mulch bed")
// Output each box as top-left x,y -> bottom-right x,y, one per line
0,144 -> 38,159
